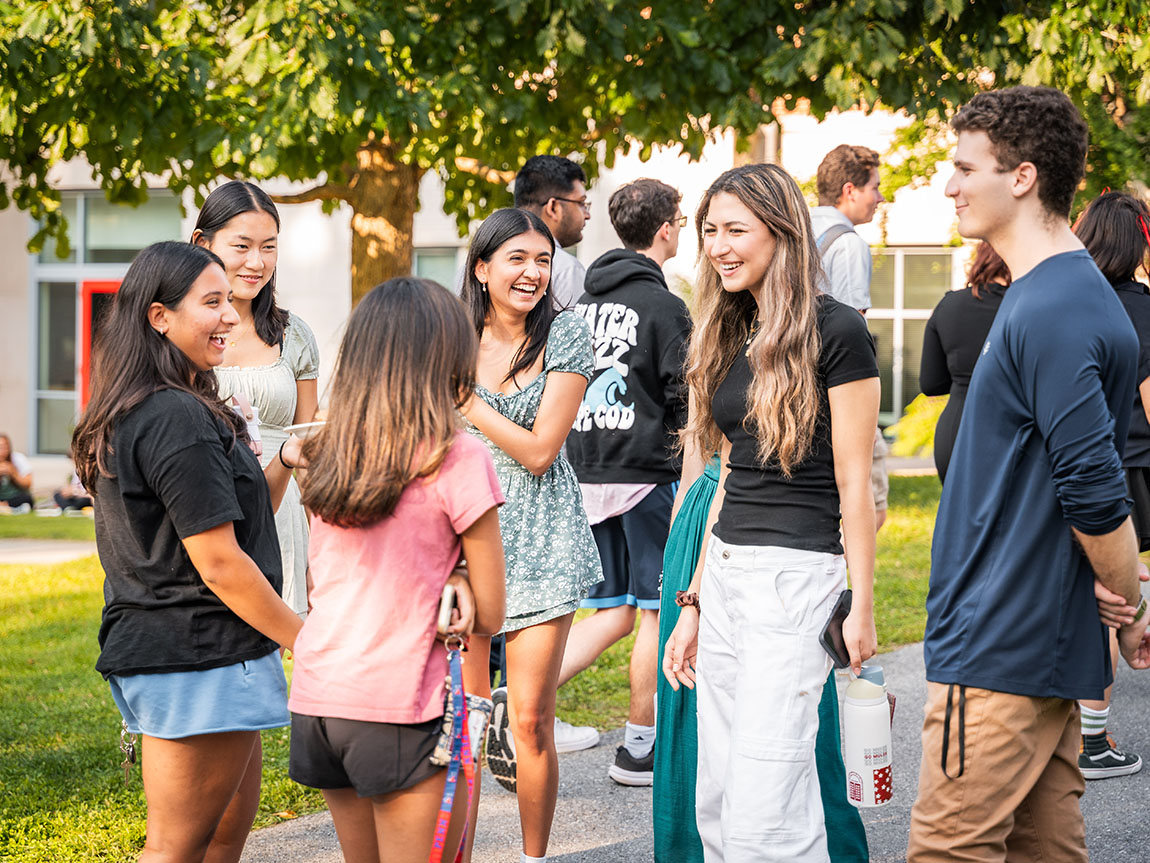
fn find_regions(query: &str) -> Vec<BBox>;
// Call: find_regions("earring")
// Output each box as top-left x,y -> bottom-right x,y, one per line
155,328 -> 167,337
480,280 -> 487,293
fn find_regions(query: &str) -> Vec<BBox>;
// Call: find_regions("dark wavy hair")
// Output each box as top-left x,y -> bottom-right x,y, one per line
460,208 -> 557,386
608,179 -> 681,250
72,242 -> 246,490
513,155 -> 586,208
301,278 -> 477,528
816,145 -> 881,207
1073,191 -> 1150,286
952,87 -> 1088,219
965,242 -> 1012,299
191,180 -> 289,346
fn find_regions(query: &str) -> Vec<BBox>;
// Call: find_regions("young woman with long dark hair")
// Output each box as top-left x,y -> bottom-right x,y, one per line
288,277 -> 506,863
662,164 -> 880,861
193,180 -> 319,615
72,241 -> 305,862
459,208 -> 602,863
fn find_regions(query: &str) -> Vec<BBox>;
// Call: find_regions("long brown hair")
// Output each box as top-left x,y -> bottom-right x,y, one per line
965,242 -> 1011,299
684,164 -> 823,476
301,277 -> 477,528
72,242 -> 246,491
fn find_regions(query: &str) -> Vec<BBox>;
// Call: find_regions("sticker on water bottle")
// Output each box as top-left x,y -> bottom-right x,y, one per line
848,771 -> 863,803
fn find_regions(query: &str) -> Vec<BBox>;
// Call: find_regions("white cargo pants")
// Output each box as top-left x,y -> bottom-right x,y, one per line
695,536 -> 846,863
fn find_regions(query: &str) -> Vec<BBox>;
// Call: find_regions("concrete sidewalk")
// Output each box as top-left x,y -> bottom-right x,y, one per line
0,537 -> 97,564
242,641 -> 1150,862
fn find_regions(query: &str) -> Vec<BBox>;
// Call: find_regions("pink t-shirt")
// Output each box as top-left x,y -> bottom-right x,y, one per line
288,432 -> 504,724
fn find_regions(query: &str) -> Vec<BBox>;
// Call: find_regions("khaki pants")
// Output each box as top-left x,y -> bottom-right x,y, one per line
908,683 -> 1086,863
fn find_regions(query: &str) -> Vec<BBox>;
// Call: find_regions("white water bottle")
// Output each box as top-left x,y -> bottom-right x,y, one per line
842,663 -> 893,808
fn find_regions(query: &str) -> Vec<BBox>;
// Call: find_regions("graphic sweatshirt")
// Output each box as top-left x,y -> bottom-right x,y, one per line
566,249 -> 691,484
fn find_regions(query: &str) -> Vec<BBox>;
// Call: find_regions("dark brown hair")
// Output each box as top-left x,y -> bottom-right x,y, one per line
191,180 -> 289,346
965,242 -> 1012,299
816,145 -> 880,207
951,87 -> 1088,219
72,242 -> 246,490
300,278 -> 477,528
1073,191 -> 1150,286
608,179 -> 681,250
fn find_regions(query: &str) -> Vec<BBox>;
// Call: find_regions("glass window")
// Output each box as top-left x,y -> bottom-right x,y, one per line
904,254 -> 951,309
901,319 -> 928,408
36,397 -> 76,456
85,195 -> 182,263
38,282 -> 76,391
868,319 -> 894,416
39,196 -> 79,263
870,252 -> 895,309
413,248 -> 461,290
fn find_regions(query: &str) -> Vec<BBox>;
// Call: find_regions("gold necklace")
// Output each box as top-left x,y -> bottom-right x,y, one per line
228,320 -> 254,349
745,319 -> 760,357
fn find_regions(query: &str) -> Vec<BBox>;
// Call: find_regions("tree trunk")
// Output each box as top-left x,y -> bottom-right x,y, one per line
347,141 -> 425,306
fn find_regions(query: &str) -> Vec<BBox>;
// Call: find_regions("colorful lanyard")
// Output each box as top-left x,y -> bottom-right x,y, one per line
429,639 -> 475,863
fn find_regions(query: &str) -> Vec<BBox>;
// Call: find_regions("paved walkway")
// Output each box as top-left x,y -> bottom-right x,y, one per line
242,641 -> 1150,861
0,537 -> 97,564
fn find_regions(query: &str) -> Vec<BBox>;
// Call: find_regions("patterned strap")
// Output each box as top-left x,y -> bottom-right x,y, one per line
428,646 -> 475,863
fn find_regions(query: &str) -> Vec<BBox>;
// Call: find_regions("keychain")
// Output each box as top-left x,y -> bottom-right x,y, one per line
119,719 -> 137,787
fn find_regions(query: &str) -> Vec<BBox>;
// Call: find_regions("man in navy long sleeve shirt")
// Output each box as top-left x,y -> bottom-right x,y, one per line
908,87 -> 1150,863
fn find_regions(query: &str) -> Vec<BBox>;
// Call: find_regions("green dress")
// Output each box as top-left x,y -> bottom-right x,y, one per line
467,311 -> 604,631
653,457 -> 869,863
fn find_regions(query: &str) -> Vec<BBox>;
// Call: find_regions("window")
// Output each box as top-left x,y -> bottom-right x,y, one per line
413,247 -> 462,290
31,191 -> 183,454
868,247 -> 965,425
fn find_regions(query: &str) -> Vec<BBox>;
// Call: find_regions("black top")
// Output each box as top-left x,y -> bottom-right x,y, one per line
920,284 -> 1008,399
567,249 -> 691,484
1114,280 -> 1150,466
94,389 -> 282,678
711,296 -> 878,553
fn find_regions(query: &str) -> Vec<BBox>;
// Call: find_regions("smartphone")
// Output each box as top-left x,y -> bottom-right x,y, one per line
818,589 -> 852,669
436,583 -> 456,635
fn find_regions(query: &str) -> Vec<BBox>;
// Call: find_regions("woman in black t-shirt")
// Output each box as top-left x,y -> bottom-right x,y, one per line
72,242 -> 306,862
661,164 -> 880,860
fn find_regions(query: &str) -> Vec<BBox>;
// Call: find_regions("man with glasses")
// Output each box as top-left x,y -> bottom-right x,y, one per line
514,155 -> 593,309
560,179 -> 691,782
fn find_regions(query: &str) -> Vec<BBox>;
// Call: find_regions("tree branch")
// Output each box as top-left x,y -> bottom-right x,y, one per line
270,183 -> 351,205
454,157 -> 516,186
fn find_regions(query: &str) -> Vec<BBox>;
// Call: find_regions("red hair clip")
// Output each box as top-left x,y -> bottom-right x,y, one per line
1139,214 -> 1150,251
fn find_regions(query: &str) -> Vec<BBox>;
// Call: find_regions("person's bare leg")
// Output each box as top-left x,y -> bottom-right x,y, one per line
459,636 -> 491,863
138,731 -> 260,863
322,787 -> 379,863
202,736 -> 263,863
371,767 -> 469,863
628,608 -> 659,726
505,613 -> 575,858
557,606 -> 635,687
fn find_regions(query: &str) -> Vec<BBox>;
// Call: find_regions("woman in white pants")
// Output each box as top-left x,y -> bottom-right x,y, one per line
662,164 -> 880,863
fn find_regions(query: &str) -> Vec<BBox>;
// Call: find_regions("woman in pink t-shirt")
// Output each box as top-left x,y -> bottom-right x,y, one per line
288,277 -> 506,863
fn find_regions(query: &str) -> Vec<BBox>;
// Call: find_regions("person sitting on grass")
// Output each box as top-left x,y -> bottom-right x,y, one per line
0,433 -> 34,513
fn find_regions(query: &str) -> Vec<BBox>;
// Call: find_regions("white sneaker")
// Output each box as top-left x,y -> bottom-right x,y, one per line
554,717 -> 600,753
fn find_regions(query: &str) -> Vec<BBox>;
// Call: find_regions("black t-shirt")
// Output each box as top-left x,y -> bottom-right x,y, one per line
1115,281 -> 1150,467
94,389 -> 282,678
712,296 -> 878,553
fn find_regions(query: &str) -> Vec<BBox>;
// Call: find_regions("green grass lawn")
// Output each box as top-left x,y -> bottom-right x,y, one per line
0,475 -> 939,861
0,512 -> 96,541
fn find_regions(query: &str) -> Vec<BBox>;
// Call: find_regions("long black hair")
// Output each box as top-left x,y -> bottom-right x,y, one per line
191,180 -> 290,346
460,208 -> 557,385
72,242 -> 246,490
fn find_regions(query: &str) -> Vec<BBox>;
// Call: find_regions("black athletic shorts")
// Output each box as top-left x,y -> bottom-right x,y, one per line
582,483 -> 675,610
289,713 -> 442,797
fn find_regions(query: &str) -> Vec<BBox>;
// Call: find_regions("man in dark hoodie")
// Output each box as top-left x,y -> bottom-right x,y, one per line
559,178 -> 691,784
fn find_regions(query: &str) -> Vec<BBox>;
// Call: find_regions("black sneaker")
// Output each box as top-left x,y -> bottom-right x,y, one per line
1079,733 -> 1142,780
485,686 -> 516,793
607,744 -> 653,786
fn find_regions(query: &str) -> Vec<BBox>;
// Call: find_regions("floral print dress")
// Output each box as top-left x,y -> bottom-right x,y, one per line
468,310 -> 604,631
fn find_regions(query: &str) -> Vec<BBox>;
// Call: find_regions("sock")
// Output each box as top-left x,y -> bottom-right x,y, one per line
624,721 -> 656,759
1080,705 -> 1109,738
521,854 -> 546,863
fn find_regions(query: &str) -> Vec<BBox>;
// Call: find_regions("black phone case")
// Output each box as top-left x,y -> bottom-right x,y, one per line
818,589 -> 853,669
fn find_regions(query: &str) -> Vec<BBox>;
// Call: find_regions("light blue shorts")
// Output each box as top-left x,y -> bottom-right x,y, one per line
109,650 -> 289,739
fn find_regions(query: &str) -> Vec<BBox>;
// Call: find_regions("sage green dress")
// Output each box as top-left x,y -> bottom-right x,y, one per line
653,457 -> 869,863
466,311 -> 604,631
215,312 -> 319,615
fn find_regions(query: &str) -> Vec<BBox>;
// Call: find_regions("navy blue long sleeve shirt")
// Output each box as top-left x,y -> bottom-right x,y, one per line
924,250 -> 1138,701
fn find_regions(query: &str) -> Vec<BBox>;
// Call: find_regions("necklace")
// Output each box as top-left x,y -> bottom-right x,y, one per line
228,320 -> 254,349
745,319 -> 760,357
